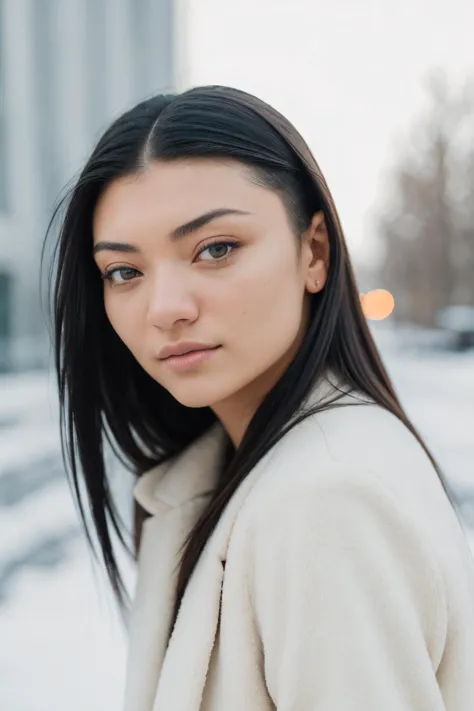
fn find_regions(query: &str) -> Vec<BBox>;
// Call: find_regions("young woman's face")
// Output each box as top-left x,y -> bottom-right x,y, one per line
93,159 -> 326,421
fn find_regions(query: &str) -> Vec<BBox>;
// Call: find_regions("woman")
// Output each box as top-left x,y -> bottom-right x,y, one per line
45,85 -> 474,710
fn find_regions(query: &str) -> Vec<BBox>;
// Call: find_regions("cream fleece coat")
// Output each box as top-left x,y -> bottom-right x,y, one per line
123,375 -> 474,711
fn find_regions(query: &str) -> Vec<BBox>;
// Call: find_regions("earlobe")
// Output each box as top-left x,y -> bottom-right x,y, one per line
306,275 -> 324,294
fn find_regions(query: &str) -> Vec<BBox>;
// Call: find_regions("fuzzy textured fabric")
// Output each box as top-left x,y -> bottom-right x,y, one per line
122,376 -> 474,711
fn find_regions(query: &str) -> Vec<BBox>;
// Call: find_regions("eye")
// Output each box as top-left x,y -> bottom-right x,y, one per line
197,240 -> 239,262
102,266 -> 140,286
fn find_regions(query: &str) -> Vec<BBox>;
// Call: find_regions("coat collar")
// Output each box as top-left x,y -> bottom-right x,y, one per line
133,368 -> 354,517
133,420 -> 227,516
124,369 -> 359,711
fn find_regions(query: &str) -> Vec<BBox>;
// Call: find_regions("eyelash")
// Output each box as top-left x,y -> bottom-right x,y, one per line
100,238 -> 240,286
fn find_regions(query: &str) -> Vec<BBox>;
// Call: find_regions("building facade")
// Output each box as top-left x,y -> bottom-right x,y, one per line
0,0 -> 187,371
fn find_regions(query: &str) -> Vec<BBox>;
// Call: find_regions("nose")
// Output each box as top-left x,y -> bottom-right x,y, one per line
146,264 -> 199,330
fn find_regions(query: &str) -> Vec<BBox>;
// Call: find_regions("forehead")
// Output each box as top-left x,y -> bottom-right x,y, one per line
93,159 -> 276,239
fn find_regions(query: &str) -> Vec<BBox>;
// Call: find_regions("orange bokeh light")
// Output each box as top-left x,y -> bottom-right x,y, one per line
360,289 -> 395,320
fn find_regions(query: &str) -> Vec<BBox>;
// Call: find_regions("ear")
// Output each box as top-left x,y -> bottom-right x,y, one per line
302,210 -> 329,293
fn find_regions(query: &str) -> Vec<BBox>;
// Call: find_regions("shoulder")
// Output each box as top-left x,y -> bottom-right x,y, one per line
238,398 -> 454,550
229,403 -> 447,602
237,448 -> 422,545
243,400 -> 434,510
231,425 -> 438,577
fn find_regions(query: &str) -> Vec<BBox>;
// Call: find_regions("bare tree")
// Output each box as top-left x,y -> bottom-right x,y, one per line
376,70 -> 474,327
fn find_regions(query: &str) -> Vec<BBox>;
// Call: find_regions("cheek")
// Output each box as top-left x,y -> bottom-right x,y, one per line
218,248 -> 303,345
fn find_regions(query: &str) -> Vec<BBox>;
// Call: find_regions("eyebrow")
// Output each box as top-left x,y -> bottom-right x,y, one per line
92,208 -> 251,255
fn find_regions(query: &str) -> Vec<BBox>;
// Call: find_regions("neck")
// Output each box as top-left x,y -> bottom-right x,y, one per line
211,306 -> 313,447
211,347 -> 307,448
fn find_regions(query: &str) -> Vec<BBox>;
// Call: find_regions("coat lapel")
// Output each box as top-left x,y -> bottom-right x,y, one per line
123,423 -> 227,711
151,459 -> 268,711
151,542 -> 225,710
122,499 -> 213,711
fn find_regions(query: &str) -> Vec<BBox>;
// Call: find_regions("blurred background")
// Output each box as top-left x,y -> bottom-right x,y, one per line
1,0 -> 473,708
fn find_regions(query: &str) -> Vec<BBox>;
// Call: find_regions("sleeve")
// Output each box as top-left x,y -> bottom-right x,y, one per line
244,468 -> 447,710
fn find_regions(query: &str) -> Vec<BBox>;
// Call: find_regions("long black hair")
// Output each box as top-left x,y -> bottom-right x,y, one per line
42,85 -> 460,636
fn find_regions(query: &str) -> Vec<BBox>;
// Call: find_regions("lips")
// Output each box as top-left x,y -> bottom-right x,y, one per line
160,346 -> 221,372
157,342 -> 220,360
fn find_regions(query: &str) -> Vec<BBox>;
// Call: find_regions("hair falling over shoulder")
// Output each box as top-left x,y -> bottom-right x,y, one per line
41,85 -> 463,635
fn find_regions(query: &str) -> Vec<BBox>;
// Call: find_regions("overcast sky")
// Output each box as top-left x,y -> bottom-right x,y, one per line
183,0 -> 474,268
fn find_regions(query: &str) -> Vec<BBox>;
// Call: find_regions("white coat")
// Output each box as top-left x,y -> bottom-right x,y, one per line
123,373 -> 474,710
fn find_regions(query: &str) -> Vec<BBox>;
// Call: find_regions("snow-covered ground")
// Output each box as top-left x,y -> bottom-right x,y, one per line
0,330 -> 473,710
0,372 -> 134,710
0,539 -> 132,711
371,323 -> 474,501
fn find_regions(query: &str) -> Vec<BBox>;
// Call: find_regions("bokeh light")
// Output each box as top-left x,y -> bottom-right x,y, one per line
360,289 -> 395,320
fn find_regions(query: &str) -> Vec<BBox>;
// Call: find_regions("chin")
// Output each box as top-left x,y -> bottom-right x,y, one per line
165,377 -> 241,411
171,392 -> 214,409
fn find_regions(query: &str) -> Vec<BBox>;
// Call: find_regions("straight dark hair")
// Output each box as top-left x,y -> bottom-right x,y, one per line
42,85 -> 461,638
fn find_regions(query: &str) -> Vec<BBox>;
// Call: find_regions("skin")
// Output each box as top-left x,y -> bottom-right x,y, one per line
93,158 -> 329,447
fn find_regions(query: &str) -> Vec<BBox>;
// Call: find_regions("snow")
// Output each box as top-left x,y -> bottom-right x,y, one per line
0,539 -> 132,711
371,323 -> 474,492
0,371 -> 60,471
0,370 -> 134,710
0,371 -> 57,421
0,331 -> 473,709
